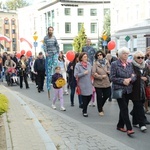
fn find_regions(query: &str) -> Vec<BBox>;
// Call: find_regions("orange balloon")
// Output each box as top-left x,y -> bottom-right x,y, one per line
21,50 -> 25,55
26,50 -> 32,57
66,51 -> 75,61
16,53 -> 21,59
107,41 -> 116,51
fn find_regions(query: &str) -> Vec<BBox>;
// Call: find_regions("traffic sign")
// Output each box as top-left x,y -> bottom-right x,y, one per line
33,42 -> 38,47
125,36 -> 130,42
102,41 -> 107,46
102,35 -> 107,41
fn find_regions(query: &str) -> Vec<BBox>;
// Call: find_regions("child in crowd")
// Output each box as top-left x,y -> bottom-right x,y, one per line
10,68 -> 18,83
51,66 -> 66,111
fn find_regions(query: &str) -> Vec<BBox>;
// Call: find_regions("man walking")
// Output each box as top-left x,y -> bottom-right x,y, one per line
34,52 -> 45,93
82,38 -> 96,66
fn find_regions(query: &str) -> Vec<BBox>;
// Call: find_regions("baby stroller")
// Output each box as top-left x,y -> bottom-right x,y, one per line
6,67 -> 19,86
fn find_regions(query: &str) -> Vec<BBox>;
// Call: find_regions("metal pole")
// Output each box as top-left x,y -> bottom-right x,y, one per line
35,46 -> 36,57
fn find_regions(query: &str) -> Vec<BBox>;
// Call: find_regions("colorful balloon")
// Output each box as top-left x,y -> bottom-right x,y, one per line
26,50 -> 32,57
66,51 -> 75,61
21,50 -> 25,55
16,53 -> 21,59
107,41 -> 116,50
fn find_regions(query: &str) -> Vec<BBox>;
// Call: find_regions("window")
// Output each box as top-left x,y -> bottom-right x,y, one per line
11,19 -> 15,25
4,19 -> 9,24
12,29 -> 15,34
65,22 -> 71,33
12,44 -> 16,51
12,38 -> 16,43
133,35 -> 137,51
90,9 -> 97,16
52,10 -> 54,18
104,8 -> 110,16
78,23 -> 83,32
5,29 -> 9,34
91,23 -> 97,33
116,37 -> 120,50
78,8 -> 83,16
65,8 -> 71,16
126,38 -> 131,51
63,44 -> 73,53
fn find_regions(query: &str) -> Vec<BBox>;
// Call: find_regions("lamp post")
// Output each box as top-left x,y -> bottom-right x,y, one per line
33,34 -> 38,57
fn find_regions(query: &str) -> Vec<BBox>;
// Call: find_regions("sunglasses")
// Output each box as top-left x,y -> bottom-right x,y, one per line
137,56 -> 144,59
97,54 -> 102,57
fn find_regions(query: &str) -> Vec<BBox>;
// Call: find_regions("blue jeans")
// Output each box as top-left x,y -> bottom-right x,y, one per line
70,86 -> 82,106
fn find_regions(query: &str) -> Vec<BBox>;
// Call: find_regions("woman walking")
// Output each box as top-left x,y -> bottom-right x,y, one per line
67,53 -> 82,107
110,47 -> 136,136
18,55 -> 29,89
74,52 -> 93,117
131,51 -> 150,132
92,50 -> 111,116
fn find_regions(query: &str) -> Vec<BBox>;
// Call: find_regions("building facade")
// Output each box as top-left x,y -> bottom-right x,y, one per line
111,0 -> 150,53
0,10 -> 19,53
18,0 -> 110,54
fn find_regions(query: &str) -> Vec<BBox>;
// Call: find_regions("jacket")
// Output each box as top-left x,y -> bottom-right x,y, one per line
51,73 -> 63,89
131,63 -> 150,101
74,62 -> 93,96
110,59 -> 136,94
34,58 -> 45,72
92,60 -> 110,88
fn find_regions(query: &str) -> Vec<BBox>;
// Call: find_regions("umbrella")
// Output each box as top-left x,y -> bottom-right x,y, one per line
20,37 -> 32,49
0,43 -> 4,49
0,34 -> 11,43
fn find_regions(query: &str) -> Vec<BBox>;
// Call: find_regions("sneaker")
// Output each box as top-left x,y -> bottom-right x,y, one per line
83,113 -> 88,117
99,111 -> 104,116
140,126 -> 147,132
133,124 -> 139,128
60,107 -> 66,111
64,91 -> 69,95
52,104 -> 56,110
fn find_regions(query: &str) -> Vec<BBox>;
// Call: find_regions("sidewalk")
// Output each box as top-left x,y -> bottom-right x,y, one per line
0,84 -> 135,150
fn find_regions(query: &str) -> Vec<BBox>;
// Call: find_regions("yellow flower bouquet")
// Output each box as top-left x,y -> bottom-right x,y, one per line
0,93 -> 9,115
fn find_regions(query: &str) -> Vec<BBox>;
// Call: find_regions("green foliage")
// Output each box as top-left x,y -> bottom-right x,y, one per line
0,94 -> 9,115
103,9 -> 111,37
6,0 -> 29,10
72,24 -> 87,53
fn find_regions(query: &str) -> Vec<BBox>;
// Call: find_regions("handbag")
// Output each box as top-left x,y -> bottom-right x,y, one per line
55,77 -> 66,88
111,89 -> 123,99
76,77 -> 81,95
145,86 -> 150,100
76,85 -> 81,95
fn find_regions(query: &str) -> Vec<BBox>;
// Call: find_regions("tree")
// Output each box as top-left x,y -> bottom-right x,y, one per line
5,0 -> 29,10
72,24 -> 87,53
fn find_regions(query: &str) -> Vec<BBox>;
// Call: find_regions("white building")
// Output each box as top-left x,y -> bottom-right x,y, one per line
111,0 -> 150,53
18,0 -> 110,55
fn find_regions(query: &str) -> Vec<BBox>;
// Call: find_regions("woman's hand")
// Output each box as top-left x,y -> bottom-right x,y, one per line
123,78 -> 131,86
84,70 -> 88,75
141,76 -> 147,81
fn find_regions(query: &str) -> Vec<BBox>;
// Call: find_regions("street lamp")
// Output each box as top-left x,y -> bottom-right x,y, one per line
33,33 -> 38,57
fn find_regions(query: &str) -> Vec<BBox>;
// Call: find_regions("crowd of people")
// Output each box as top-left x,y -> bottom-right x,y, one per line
0,26 -> 150,137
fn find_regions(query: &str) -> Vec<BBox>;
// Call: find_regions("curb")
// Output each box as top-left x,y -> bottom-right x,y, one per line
2,85 -> 57,150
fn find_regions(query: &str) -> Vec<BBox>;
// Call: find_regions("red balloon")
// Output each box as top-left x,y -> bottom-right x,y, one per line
66,51 -> 75,61
26,50 -> 32,57
107,41 -> 116,50
21,50 -> 25,55
16,53 -> 21,59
